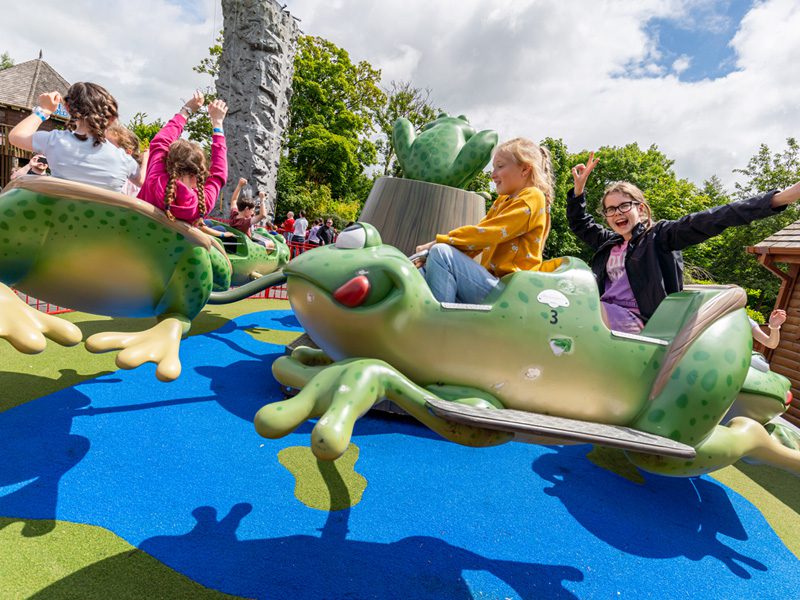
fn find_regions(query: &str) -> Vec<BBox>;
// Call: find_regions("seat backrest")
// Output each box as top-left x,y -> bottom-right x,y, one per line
648,285 -> 747,400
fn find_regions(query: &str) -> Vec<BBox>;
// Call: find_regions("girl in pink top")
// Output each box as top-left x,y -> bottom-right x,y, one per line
138,91 -> 228,224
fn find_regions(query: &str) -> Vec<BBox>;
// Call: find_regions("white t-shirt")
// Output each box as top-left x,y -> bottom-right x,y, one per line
293,217 -> 309,237
32,129 -> 138,192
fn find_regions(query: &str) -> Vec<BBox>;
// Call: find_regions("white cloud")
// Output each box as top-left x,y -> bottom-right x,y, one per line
672,55 -> 691,75
0,0 -> 218,122
2,0 -> 798,191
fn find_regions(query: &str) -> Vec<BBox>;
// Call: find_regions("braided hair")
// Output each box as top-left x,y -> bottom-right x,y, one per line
163,139 -> 208,222
63,82 -> 119,147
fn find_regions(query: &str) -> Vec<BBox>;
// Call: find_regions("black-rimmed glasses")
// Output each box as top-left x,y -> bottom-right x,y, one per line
600,201 -> 640,217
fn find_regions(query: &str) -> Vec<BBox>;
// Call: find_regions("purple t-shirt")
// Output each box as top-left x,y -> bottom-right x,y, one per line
601,242 -> 644,333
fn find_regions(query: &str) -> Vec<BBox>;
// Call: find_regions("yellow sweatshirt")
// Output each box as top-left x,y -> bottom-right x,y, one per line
436,186 -> 550,278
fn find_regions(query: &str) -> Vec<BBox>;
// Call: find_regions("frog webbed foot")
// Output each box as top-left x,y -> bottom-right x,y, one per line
257,358 -> 393,460
258,357 -> 513,460
85,315 -> 190,382
0,283 -> 82,352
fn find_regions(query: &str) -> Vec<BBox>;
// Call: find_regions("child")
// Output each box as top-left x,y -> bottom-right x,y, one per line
307,218 -> 323,245
568,152 -> 800,333
8,82 -> 140,191
227,179 -> 273,249
106,123 -> 149,196
415,138 -> 553,304
138,91 -> 227,225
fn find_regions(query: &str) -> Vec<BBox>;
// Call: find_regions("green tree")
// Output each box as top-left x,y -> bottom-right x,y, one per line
374,81 -> 439,176
127,112 -> 164,147
696,139 -> 800,314
287,36 -> 386,198
0,51 -> 13,70
185,31 -> 222,147
543,138 -> 583,259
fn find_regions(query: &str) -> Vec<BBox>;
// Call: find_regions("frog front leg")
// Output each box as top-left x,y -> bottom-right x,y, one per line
0,283 -> 82,352
256,355 -> 512,460
443,129 -> 499,188
627,417 -> 800,477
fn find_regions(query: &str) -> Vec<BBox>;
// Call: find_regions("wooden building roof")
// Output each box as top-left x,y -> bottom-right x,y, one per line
0,54 -> 70,110
748,219 -> 800,256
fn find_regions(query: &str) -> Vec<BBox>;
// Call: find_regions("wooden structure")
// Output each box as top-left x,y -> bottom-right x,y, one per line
0,53 -> 70,187
748,223 -> 800,426
359,176 -> 486,256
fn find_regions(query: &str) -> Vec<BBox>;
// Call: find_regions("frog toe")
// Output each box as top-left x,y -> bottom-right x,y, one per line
0,284 -> 82,352
85,318 -> 186,381
255,391 -> 317,439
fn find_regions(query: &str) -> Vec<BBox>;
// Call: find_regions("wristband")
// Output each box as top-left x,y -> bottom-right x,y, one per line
180,105 -> 194,115
32,106 -> 51,121
212,127 -> 224,135
768,325 -> 781,331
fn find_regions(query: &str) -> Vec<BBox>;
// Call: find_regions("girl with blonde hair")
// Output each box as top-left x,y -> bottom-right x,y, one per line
568,152 -> 800,333
138,91 -> 228,225
415,137 -> 554,303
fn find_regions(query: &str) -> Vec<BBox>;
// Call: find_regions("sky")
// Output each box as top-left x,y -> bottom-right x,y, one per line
1,0 -> 797,190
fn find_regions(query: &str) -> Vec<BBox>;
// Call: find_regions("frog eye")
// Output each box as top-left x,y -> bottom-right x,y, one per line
335,225 -> 367,250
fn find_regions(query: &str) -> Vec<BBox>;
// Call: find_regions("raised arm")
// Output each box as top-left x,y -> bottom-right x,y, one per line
566,152 -> 615,249
149,91 -> 204,164
8,92 -> 61,151
771,181 -> 800,208
752,309 -> 786,349
250,191 -> 268,226
230,178 -> 247,212
656,190 -> 786,251
202,98 -> 229,215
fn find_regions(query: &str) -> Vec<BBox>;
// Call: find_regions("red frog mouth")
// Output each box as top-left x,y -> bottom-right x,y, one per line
333,274 -> 371,307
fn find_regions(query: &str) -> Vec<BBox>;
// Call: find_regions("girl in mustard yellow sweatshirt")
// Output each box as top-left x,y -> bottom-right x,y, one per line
416,138 -> 553,303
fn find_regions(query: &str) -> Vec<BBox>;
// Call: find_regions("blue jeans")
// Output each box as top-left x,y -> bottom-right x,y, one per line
421,243 -> 498,303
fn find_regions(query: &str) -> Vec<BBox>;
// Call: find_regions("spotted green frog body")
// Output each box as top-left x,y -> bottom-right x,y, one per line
393,113 -> 498,189
254,224 -> 800,478
0,176 -> 285,381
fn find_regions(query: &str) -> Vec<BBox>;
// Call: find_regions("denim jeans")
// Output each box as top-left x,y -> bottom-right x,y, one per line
421,243 -> 498,303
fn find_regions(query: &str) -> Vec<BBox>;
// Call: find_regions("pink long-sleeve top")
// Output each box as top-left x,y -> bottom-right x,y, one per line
138,113 -> 227,223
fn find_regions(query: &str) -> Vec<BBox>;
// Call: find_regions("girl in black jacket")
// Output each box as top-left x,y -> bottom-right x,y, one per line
568,152 -> 800,333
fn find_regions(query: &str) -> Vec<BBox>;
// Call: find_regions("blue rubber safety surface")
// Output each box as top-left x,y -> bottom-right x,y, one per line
0,309 -> 798,599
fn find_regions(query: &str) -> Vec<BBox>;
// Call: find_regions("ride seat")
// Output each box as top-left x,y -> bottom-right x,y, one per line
645,285 -> 747,400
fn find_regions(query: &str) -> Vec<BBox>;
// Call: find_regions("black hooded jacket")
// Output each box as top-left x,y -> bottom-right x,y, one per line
566,188 -> 785,321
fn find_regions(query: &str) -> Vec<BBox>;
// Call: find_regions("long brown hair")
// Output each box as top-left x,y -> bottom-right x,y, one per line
601,181 -> 653,229
64,82 -> 119,147
163,139 -> 207,222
